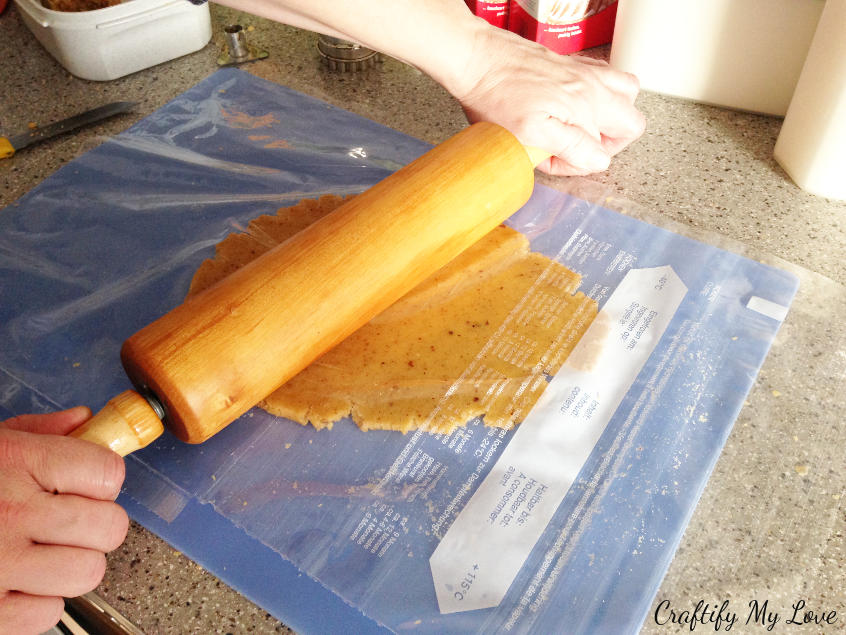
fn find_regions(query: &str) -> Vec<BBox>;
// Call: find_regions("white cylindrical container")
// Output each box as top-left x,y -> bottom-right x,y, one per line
774,0 -> 846,201
609,0 -> 825,115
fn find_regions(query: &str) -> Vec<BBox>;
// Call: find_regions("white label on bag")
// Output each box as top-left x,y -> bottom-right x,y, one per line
430,266 -> 687,614
746,295 -> 789,322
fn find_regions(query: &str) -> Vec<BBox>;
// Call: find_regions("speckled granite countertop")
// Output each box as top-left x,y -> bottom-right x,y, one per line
1,5 -> 844,634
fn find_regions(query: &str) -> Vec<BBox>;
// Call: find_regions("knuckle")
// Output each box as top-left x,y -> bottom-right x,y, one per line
0,544 -> 26,593
34,596 -> 65,635
624,70 -> 641,90
0,415 -> 24,431
0,489 -> 36,546
0,498 -> 22,534
621,108 -> 646,138
0,593 -> 64,635
76,551 -> 107,594
100,451 -> 126,497
0,431 -> 24,467
42,596 -> 66,633
103,504 -> 129,551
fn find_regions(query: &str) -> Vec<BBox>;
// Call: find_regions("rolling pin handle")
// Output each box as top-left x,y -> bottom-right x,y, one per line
70,390 -> 165,457
524,145 -> 552,168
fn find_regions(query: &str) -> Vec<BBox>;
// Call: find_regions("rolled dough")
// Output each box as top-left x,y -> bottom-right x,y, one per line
188,195 -> 597,434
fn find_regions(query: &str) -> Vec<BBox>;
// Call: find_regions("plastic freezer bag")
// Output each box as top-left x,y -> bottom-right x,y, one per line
0,69 -> 801,633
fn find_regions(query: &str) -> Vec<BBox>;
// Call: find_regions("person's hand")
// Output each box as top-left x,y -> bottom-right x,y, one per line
455,25 -> 645,176
0,407 -> 128,635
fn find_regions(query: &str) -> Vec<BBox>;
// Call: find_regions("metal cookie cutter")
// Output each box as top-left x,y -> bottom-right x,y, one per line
218,24 -> 269,66
317,35 -> 380,72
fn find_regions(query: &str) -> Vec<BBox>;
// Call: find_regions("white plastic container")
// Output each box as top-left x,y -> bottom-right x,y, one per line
774,0 -> 846,200
609,0 -> 825,116
14,0 -> 212,81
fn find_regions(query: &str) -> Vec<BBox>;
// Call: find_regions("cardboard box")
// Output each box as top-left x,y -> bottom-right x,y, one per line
508,0 -> 618,54
464,0 -> 510,28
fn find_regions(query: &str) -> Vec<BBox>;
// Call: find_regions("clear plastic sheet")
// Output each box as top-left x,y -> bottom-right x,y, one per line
2,69 -> 840,633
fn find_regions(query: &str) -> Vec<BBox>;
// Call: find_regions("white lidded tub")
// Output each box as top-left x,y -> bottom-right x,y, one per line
14,0 -> 212,81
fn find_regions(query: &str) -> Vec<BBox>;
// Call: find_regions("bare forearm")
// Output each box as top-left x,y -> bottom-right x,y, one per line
210,0 -> 486,97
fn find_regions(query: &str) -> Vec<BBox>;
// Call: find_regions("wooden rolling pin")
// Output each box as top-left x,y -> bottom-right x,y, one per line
70,122 -> 548,455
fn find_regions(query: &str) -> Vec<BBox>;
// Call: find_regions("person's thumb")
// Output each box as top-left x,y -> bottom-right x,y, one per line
0,406 -> 93,435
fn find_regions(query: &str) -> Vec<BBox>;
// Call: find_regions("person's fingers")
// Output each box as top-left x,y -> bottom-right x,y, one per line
601,131 -> 643,158
5,544 -> 106,597
516,65 -> 643,152
1,430 -> 125,500
25,493 -> 129,552
0,406 -> 92,435
548,86 -> 644,157
558,65 -> 643,143
545,58 -> 641,142
587,60 -> 641,103
543,154 -> 604,177
0,591 -> 64,635
523,114 -> 610,174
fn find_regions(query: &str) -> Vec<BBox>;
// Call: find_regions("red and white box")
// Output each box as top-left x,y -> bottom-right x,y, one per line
465,0 -> 510,29
508,0 -> 618,54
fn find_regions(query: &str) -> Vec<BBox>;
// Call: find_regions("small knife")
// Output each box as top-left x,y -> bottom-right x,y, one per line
0,101 -> 137,159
